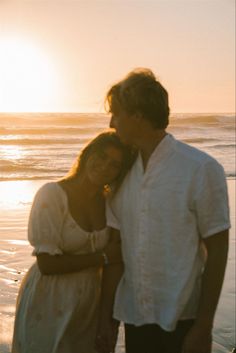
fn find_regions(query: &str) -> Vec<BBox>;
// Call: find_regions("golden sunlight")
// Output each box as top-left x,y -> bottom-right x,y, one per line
0,180 -> 41,209
2,146 -> 24,160
0,37 -> 59,112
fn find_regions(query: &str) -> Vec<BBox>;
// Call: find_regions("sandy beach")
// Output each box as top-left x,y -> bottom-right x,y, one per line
0,179 -> 235,353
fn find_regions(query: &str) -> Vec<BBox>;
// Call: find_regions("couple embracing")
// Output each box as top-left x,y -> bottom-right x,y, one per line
12,69 -> 230,353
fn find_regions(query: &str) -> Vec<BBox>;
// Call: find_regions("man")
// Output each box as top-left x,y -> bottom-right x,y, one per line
96,68 -> 230,353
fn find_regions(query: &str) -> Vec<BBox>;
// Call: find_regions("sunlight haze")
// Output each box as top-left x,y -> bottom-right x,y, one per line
0,0 -> 235,113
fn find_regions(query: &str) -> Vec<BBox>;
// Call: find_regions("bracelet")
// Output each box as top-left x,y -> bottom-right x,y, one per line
101,252 -> 109,266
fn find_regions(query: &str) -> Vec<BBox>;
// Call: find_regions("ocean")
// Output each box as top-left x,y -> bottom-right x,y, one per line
0,112 -> 235,181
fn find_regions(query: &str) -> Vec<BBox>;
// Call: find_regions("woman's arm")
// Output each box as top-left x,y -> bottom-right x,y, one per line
37,238 -> 122,275
96,228 -> 124,353
37,252 -> 104,275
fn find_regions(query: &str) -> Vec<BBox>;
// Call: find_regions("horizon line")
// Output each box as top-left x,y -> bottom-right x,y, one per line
0,111 -> 235,115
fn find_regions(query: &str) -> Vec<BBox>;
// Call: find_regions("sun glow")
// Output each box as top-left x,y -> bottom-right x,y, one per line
0,180 -> 42,209
2,145 -> 24,160
0,37 -> 60,112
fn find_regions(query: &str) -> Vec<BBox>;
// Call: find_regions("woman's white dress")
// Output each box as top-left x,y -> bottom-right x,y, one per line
12,182 -> 109,353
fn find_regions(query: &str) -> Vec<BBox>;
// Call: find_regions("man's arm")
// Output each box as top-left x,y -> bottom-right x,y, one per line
182,229 -> 229,353
96,227 -> 124,353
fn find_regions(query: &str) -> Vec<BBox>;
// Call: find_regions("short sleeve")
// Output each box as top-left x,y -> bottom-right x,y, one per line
28,183 -> 66,255
192,159 -> 230,238
106,197 -> 120,230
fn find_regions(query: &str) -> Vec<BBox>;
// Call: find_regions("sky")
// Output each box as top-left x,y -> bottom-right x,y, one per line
0,0 -> 235,113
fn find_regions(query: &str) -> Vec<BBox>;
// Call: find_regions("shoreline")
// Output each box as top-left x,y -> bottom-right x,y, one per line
0,179 -> 235,352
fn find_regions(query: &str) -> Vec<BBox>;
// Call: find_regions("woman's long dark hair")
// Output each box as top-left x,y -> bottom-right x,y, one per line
62,131 -> 137,194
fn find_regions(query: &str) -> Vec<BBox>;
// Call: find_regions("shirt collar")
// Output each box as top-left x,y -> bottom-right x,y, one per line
136,133 -> 176,173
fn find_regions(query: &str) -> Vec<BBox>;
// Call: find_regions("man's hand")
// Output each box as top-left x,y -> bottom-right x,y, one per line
182,322 -> 212,353
95,318 -> 119,353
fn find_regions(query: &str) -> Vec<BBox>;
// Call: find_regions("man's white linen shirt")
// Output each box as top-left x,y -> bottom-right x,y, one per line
106,134 -> 230,331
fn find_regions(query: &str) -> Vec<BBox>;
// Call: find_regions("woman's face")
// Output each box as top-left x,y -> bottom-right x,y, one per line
85,145 -> 123,186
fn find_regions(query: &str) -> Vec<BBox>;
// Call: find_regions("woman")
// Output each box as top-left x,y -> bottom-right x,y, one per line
11,131 -> 135,353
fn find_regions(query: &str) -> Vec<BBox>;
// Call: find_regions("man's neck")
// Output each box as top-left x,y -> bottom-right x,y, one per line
138,129 -> 167,170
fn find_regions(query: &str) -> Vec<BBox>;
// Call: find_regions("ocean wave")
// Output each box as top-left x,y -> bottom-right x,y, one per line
227,173 -> 236,179
0,111 -> 107,121
181,137 -> 219,144
0,164 -> 65,174
181,139 -> 236,149
208,144 -> 236,149
0,175 -> 62,181
0,138 -> 87,145
0,159 -> 67,173
0,126 -> 104,135
170,114 -> 235,126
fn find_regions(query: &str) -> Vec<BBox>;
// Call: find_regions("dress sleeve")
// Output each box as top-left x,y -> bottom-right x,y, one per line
192,160 -> 231,238
28,183 -> 66,255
